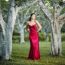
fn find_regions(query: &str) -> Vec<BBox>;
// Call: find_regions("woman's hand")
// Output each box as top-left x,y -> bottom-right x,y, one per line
26,22 -> 30,32
36,20 -> 42,32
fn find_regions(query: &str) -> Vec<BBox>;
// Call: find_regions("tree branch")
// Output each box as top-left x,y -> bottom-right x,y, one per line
59,18 -> 65,29
58,13 -> 65,28
16,0 -> 38,13
16,0 -> 37,13
58,13 -> 65,21
56,5 -> 63,16
38,0 -> 53,21
0,8 -> 6,35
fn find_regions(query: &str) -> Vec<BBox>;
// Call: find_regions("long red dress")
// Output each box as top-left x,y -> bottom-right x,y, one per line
28,24 -> 40,60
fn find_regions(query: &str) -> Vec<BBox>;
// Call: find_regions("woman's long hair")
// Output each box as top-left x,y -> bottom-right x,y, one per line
28,13 -> 35,21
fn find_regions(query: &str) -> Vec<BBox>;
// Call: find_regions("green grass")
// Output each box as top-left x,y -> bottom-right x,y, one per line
0,41 -> 65,65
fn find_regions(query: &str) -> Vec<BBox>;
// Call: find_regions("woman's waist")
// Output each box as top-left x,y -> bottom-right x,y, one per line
29,32 -> 38,35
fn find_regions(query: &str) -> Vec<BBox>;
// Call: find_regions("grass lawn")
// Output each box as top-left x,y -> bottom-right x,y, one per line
0,41 -> 65,65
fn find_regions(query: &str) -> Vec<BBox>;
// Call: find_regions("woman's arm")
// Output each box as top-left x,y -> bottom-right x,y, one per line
36,20 -> 42,32
26,22 -> 30,32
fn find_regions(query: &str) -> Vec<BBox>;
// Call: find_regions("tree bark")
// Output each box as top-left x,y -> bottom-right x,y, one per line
19,24 -> 25,44
0,3 -> 6,59
38,0 -> 53,21
38,0 -> 63,56
51,21 -> 62,55
17,16 -> 25,44
4,0 -> 16,60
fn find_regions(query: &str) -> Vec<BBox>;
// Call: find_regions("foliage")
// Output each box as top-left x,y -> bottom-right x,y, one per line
12,32 -> 65,43
61,24 -> 65,32
1,0 -> 65,32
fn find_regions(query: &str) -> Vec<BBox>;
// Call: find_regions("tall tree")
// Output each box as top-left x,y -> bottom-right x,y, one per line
38,0 -> 65,55
3,0 -> 38,60
0,0 -> 20,60
0,0 -> 6,59
4,0 -> 16,59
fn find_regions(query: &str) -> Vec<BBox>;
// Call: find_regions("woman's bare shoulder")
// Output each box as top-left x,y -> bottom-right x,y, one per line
27,21 -> 30,24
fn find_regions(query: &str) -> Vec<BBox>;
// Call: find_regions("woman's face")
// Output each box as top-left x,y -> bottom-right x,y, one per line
31,14 -> 36,20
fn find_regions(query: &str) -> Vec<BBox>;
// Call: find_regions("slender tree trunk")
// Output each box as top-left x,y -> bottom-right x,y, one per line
19,24 -> 25,44
58,27 -> 62,55
17,14 -> 25,44
0,29 -> 3,58
0,2 -> 6,59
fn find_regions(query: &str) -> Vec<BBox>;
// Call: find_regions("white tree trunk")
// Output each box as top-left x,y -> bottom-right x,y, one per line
4,0 -> 16,60
0,3 -> 6,59
58,28 -> 62,55
51,21 -> 62,55
0,29 -> 3,58
19,24 -> 25,44
18,18 -> 25,44
38,0 -> 63,56
50,4 -> 62,55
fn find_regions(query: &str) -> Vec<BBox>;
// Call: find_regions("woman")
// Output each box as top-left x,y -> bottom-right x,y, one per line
26,13 -> 42,60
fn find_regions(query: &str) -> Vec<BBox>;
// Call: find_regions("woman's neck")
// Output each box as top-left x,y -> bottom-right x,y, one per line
31,19 -> 36,22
